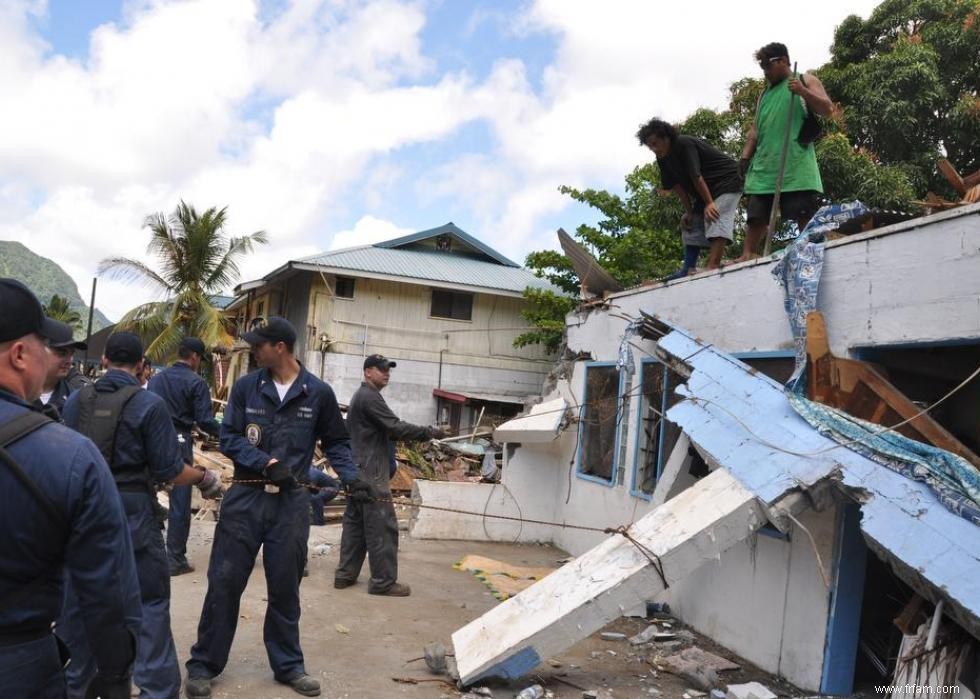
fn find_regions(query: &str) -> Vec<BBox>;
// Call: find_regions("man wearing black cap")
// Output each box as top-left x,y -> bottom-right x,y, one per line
186,316 -> 372,698
335,354 -> 447,596
60,331 -> 224,698
0,278 -> 141,698
37,320 -> 90,415
148,336 -> 221,576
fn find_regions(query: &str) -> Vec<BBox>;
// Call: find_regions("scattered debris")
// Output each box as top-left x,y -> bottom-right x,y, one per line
424,642 -> 448,674
515,684 -> 544,699
726,681 -> 777,699
600,632 -> 627,642
312,543 -> 331,556
334,624 -> 350,635
629,625 -> 661,645
662,647 -> 740,675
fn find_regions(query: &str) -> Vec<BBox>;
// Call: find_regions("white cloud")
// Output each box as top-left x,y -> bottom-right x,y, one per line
0,0 -> 885,322
329,214 -> 412,250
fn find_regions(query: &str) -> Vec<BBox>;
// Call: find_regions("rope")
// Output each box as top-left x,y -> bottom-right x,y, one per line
222,477 -> 670,585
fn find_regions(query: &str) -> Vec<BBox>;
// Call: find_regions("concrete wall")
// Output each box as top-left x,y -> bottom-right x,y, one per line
435,205 -> 980,690
312,352 -> 547,425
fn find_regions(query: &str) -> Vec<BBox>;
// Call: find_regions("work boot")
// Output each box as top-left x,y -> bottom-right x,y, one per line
370,582 -> 411,597
185,676 -> 211,698
170,561 -> 195,576
333,577 -> 355,589
281,674 -> 321,697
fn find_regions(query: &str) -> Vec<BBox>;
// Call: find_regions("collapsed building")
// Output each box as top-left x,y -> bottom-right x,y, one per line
412,202 -> 980,693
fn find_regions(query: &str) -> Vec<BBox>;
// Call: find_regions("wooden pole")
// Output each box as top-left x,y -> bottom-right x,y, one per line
763,62 -> 798,256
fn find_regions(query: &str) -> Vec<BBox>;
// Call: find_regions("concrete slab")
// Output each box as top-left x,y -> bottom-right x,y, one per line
494,397 -> 567,443
451,469 -> 767,686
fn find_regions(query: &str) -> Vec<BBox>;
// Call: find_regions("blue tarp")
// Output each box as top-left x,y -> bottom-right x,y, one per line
772,202 -> 980,525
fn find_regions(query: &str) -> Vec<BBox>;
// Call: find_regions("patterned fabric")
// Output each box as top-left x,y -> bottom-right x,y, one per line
772,201 -> 868,390
773,201 -> 980,525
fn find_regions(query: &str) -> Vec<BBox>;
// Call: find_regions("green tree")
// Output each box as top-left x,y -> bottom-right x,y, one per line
820,0 -> 980,193
100,202 -> 268,360
43,294 -> 82,331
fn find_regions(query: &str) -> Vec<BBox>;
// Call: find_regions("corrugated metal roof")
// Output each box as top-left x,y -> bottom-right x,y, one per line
296,245 -> 556,294
658,323 -> 980,641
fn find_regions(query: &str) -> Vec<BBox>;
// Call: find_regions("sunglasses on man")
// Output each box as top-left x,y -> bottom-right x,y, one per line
760,56 -> 785,69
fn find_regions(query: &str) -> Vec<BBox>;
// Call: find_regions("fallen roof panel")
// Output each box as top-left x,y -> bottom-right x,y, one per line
657,322 -> 980,640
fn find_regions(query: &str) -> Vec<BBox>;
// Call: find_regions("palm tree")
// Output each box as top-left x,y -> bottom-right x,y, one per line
43,294 -> 83,331
100,201 -> 268,360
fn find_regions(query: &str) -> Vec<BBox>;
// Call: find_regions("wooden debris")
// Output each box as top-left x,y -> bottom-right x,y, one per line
805,311 -> 980,469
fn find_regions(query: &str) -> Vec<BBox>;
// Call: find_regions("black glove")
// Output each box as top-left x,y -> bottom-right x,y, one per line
264,460 -> 297,489
347,477 -> 376,504
86,674 -> 131,699
738,157 -> 751,178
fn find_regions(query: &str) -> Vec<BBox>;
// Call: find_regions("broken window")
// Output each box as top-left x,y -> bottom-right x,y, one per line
579,364 -> 621,482
431,289 -> 473,321
633,360 -> 684,495
334,276 -> 355,299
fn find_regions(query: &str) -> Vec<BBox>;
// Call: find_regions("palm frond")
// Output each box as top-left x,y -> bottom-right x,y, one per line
204,230 -> 269,290
98,258 -> 172,293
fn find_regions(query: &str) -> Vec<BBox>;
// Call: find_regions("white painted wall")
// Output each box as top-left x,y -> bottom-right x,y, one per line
431,205 -> 980,690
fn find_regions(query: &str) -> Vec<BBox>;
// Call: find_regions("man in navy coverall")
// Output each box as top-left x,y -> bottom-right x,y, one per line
185,317 -> 374,698
61,332 -> 224,698
0,278 -> 140,699
148,336 -> 221,575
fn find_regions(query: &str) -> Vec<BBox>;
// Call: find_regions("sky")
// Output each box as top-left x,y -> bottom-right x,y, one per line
0,0 -> 882,320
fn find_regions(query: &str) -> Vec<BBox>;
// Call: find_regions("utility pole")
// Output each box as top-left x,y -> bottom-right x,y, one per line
83,277 -> 97,365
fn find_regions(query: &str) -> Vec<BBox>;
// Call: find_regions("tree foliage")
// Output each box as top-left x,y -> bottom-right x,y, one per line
820,0 -> 980,192
101,201 -> 267,360
43,294 -> 83,331
517,0 -> 976,351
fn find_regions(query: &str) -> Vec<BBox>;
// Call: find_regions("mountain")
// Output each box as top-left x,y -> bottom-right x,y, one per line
0,240 -> 112,334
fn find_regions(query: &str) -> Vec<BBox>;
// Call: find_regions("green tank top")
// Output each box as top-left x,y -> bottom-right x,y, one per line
744,77 -> 823,195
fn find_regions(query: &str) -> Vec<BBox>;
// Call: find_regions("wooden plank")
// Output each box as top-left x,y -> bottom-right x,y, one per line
451,469 -> 766,685
805,311 -> 980,469
938,158 -> 967,196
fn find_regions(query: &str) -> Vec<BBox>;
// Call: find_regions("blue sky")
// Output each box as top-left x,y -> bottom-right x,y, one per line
2,0 -> 880,319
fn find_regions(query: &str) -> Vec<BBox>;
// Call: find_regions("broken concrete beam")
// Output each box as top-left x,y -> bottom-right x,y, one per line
493,397 -> 566,443
451,469 -> 766,685
726,682 -> 776,699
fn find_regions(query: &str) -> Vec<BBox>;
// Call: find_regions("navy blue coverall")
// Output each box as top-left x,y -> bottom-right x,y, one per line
148,361 -> 220,569
0,388 -> 140,697
186,367 -> 358,683
62,370 -> 185,698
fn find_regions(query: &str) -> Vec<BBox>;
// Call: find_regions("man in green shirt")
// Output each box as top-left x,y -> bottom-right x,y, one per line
737,42 -> 833,261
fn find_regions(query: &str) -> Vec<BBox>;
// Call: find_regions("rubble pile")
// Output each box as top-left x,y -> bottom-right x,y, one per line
393,436 -> 501,492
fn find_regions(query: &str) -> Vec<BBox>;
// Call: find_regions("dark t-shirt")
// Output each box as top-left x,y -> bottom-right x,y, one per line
658,135 -> 742,211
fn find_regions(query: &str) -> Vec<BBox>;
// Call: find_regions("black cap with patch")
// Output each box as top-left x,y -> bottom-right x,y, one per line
363,354 -> 396,370
105,332 -> 144,365
0,278 -> 64,343
48,319 -> 88,350
243,316 -> 297,347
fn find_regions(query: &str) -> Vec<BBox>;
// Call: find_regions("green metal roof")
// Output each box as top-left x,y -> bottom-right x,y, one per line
295,244 -> 555,295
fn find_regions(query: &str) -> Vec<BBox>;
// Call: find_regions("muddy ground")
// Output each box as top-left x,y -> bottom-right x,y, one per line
169,518 -> 798,698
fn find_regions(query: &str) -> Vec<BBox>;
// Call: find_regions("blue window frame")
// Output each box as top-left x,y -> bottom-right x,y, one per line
631,359 -> 684,499
576,362 -> 622,486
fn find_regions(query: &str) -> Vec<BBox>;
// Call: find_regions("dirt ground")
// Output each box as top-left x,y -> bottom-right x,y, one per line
170,518 -> 798,699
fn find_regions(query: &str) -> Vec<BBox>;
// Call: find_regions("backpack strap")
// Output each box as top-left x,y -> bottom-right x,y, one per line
0,411 -> 67,615
0,410 -> 65,530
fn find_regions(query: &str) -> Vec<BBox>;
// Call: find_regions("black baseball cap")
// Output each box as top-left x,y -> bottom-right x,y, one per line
105,332 -> 144,364
243,316 -> 297,347
0,278 -> 63,343
363,354 -> 396,370
179,336 -> 207,356
48,319 -> 88,350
